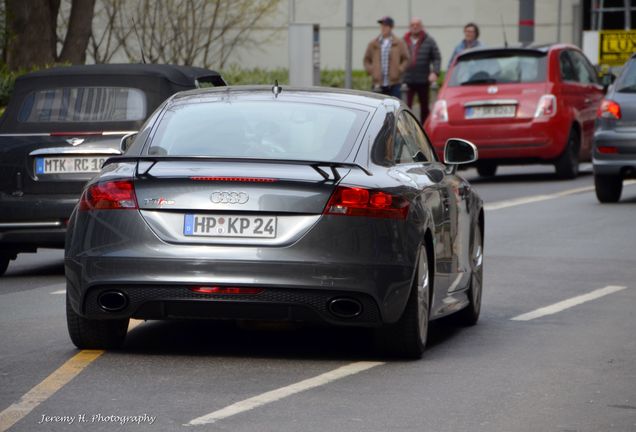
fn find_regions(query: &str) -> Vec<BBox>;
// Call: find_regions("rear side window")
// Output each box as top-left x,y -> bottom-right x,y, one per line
448,52 -> 547,86
148,101 -> 367,161
17,87 -> 147,123
616,59 -> 636,92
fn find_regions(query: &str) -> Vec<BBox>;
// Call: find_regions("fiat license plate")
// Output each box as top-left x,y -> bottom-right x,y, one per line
35,156 -> 107,174
465,105 -> 516,119
184,214 -> 277,238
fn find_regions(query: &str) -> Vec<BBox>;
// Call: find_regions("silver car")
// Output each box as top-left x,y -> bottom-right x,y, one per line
594,53 -> 636,202
65,85 -> 484,358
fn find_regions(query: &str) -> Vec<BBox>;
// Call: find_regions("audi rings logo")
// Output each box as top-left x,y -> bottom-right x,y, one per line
210,191 -> 249,204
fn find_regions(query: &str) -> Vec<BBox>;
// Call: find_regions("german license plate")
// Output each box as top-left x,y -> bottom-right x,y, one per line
184,214 -> 277,238
35,156 -> 108,174
465,105 -> 516,119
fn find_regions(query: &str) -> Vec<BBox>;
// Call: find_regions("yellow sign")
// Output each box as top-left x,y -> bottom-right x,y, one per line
599,30 -> 636,66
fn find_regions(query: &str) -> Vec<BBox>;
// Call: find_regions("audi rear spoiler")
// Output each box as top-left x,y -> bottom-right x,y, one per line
102,156 -> 372,181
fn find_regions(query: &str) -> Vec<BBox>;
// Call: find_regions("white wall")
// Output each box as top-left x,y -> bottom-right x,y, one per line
228,0 -> 581,71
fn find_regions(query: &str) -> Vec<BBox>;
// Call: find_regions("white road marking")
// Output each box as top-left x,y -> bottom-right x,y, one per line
50,290 -> 66,295
511,285 -> 628,321
485,180 -> 636,211
186,361 -> 385,426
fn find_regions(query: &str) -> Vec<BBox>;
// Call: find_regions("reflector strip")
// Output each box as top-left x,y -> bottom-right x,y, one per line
190,286 -> 264,295
190,177 -> 277,183
598,146 -> 618,154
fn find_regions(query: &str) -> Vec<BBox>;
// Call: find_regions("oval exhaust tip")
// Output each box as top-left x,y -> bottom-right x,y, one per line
328,297 -> 363,319
97,291 -> 128,312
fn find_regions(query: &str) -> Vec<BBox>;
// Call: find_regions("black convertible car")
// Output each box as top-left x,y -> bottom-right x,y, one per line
65,85 -> 484,358
0,64 -> 226,275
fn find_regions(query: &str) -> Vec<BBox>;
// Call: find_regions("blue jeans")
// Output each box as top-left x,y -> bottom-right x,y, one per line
376,84 -> 402,99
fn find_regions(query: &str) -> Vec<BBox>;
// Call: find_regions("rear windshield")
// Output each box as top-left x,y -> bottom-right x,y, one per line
17,87 -> 147,123
616,59 -> 636,93
448,52 -> 547,86
148,101 -> 367,161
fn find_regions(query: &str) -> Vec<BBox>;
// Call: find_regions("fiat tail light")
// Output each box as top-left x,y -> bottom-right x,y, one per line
534,94 -> 557,118
431,100 -> 449,122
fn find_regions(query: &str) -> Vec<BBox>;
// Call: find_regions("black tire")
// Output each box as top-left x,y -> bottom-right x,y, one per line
555,128 -> 580,179
375,246 -> 431,359
455,223 -> 483,326
476,162 -> 497,177
594,174 -> 622,203
66,293 -> 129,349
0,254 -> 10,276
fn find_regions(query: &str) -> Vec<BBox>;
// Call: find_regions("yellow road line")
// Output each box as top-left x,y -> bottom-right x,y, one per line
0,320 -> 143,432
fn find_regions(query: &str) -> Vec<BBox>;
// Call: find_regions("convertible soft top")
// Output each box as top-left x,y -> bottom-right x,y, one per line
0,64 -> 226,133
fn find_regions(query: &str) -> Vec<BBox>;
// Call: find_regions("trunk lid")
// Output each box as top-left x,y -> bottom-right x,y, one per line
132,159 -> 354,245
444,82 -> 548,126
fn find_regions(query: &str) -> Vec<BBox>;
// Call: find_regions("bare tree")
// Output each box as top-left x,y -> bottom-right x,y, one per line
87,0 -> 131,63
89,0 -> 281,68
4,0 -> 95,70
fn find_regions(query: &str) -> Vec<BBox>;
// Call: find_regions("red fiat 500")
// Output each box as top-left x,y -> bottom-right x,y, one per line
425,45 -> 604,178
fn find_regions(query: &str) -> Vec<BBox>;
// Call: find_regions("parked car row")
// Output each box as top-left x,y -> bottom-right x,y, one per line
1,46 -> 630,356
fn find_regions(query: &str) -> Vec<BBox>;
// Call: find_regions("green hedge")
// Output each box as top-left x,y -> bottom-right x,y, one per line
219,66 -> 373,90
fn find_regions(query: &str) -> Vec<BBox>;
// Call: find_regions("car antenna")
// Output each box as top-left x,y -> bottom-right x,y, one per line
131,18 -> 147,64
500,14 -> 509,48
272,80 -> 282,98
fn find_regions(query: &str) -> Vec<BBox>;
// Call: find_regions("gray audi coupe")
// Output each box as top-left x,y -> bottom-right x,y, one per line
65,85 -> 484,358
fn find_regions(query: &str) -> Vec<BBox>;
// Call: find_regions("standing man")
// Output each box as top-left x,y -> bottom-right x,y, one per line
448,22 -> 482,68
403,17 -> 441,123
363,16 -> 410,99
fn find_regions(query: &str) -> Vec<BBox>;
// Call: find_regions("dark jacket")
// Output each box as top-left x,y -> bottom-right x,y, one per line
363,35 -> 410,87
403,31 -> 441,85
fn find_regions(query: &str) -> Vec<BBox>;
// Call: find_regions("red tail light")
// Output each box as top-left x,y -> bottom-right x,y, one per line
534,94 -> 557,118
190,286 -> 264,295
431,100 -> 448,122
324,186 -> 409,219
79,180 -> 138,210
597,146 -> 618,154
597,99 -> 621,119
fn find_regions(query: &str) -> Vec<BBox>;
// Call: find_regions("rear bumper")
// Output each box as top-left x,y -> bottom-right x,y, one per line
593,129 -> 636,177
66,256 -> 410,327
65,212 -> 419,326
0,193 -> 77,251
428,117 -> 567,162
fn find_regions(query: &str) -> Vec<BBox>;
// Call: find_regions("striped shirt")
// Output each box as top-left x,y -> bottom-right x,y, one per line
380,36 -> 392,87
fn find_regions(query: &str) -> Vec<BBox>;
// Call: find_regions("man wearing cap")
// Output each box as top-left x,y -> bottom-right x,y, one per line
403,17 -> 441,123
363,16 -> 410,98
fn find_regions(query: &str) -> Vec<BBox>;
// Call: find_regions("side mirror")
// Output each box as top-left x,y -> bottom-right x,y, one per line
444,138 -> 478,165
120,132 -> 138,153
601,72 -> 616,93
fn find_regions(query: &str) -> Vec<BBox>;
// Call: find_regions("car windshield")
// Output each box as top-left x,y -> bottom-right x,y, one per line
615,60 -> 636,93
448,52 -> 547,86
17,87 -> 147,123
148,101 -> 367,161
